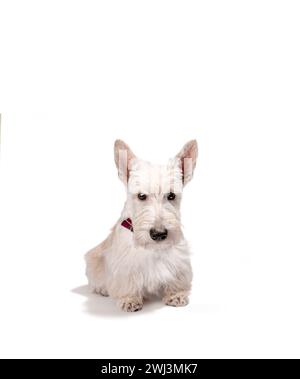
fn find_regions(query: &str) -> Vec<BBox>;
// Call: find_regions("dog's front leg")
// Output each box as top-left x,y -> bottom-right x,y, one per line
163,287 -> 190,307
117,296 -> 143,312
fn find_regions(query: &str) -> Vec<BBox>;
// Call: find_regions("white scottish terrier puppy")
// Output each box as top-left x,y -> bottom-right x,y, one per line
85,139 -> 198,312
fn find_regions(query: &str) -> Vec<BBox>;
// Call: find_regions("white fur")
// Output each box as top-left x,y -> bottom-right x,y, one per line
85,139 -> 198,312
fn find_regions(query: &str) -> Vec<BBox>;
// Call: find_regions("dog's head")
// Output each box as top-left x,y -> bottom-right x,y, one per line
114,139 -> 198,249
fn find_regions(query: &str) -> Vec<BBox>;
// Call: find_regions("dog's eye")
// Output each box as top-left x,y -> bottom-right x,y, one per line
167,192 -> 176,201
138,193 -> 147,201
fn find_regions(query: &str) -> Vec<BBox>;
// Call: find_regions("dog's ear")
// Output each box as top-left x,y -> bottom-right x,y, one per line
114,139 -> 136,184
176,140 -> 198,185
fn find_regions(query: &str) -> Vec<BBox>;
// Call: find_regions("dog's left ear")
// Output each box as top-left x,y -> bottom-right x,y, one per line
114,139 -> 136,184
176,140 -> 198,185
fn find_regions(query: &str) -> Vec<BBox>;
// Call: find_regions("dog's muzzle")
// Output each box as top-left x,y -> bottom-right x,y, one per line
149,228 -> 168,241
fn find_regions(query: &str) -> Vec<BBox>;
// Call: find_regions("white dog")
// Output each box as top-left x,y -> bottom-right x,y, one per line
85,139 -> 198,312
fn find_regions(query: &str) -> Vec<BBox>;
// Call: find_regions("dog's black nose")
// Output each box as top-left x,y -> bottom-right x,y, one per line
150,228 -> 168,241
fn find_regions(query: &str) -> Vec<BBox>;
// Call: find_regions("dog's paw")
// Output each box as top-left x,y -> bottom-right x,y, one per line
163,292 -> 189,307
118,297 -> 143,312
93,287 -> 109,297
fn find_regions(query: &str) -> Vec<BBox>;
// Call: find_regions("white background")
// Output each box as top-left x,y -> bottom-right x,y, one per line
0,0 -> 300,358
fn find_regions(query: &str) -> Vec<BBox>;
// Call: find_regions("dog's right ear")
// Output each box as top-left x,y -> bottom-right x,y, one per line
176,140 -> 198,185
114,139 -> 136,184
